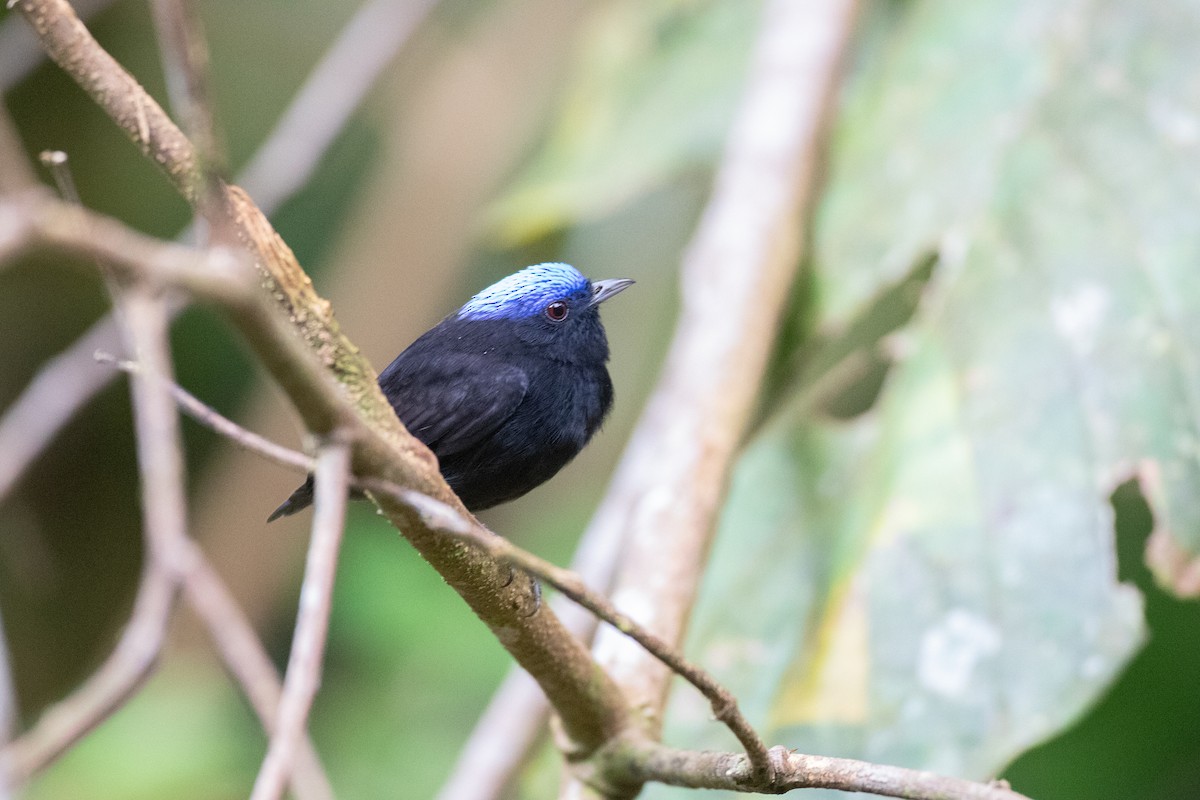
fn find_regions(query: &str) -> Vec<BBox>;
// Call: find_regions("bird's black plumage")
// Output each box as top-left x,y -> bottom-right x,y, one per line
268,263 -> 632,521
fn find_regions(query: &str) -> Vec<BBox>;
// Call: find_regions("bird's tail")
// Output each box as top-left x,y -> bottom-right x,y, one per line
266,477 -> 314,522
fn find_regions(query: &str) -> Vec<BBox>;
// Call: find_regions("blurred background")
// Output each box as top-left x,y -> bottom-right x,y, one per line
1,0 -> 1199,798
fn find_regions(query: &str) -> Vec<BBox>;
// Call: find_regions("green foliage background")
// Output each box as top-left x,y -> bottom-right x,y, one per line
1,1 -> 1198,798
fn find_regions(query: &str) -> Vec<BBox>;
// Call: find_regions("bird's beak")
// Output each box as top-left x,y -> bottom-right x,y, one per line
589,278 -> 635,307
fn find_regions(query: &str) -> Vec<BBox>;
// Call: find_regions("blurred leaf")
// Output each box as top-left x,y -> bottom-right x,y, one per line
654,0 -> 1200,795
485,0 -> 760,244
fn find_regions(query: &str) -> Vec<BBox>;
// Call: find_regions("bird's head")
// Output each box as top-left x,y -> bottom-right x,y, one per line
455,263 -> 633,361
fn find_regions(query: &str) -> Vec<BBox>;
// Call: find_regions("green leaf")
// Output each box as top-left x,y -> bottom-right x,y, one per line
655,0 -> 1200,793
485,0 -> 761,245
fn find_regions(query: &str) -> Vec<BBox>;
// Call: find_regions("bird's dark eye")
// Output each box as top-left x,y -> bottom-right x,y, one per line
545,301 -> 569,322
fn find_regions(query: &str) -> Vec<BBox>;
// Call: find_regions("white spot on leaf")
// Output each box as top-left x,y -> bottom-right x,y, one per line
1052,284 -> 1110,355
917,609 -> 1002,699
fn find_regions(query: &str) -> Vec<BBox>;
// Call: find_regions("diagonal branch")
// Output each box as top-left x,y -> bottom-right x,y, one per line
149,0 -> 224,177
626,742 -> 1033,800
392,490 -> 773,780
176,539 -> 334,800
251,441 -> 351,800
587,0 -> 860,754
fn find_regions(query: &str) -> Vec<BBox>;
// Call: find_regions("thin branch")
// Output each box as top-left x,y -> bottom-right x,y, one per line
587,0 -> 860,767
0,191 -> 252,301
0,0 -> 114,93
98,354 -> 334,800
625,742 -> 1033,800
149,0 -> 224,177
89,364 -> 740,759
11,0 -> 203,201
2,188 -> 198,792
390,491 -> 772,779
97,352 -> 312,472
175,539 -> 334,800
250,441 -> 351,800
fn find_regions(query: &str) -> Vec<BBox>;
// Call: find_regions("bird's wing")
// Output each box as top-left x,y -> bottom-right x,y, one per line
380,352 -> 530,458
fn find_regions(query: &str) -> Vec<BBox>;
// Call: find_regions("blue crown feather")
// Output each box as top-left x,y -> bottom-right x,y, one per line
457,263 -> 590,321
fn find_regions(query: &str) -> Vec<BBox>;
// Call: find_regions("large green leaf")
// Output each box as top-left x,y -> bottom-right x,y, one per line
655,0 -> 1200,794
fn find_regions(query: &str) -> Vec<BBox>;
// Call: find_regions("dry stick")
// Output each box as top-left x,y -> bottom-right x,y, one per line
389,491 -> 771,773
175,539 -> 334,800
97,352 -> 310,471
0,0 -> 114,92
586,0 -> 859,784
626,743 -> 1032,800
0,0 -> 434,506
251,442 -> 351,800
149,0 -> 224,177
93,359 -> 334,800
1,187 -> 191,791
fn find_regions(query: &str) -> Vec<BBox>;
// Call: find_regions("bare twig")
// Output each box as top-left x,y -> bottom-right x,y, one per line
251,441 -> 351,800
95,361 -> 760,765
0,191 -> 251,300
87,356 -> 334,798
2,191 -> 195,792
0,0 -> 114,92
149,0 -> 224,177
391,490 -> 772,778
123,288 -> 335,800
0,186 -> 334,796
97,352 -> 312,472
587,0 -> 859,777
625,742 -> 1034,800
177,539 -> 334,800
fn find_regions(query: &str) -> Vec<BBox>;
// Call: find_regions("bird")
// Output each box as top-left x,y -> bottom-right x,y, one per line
268,263 -> 633,521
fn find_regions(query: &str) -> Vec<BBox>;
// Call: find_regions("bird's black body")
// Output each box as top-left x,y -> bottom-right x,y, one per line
268,264 -> 631,521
